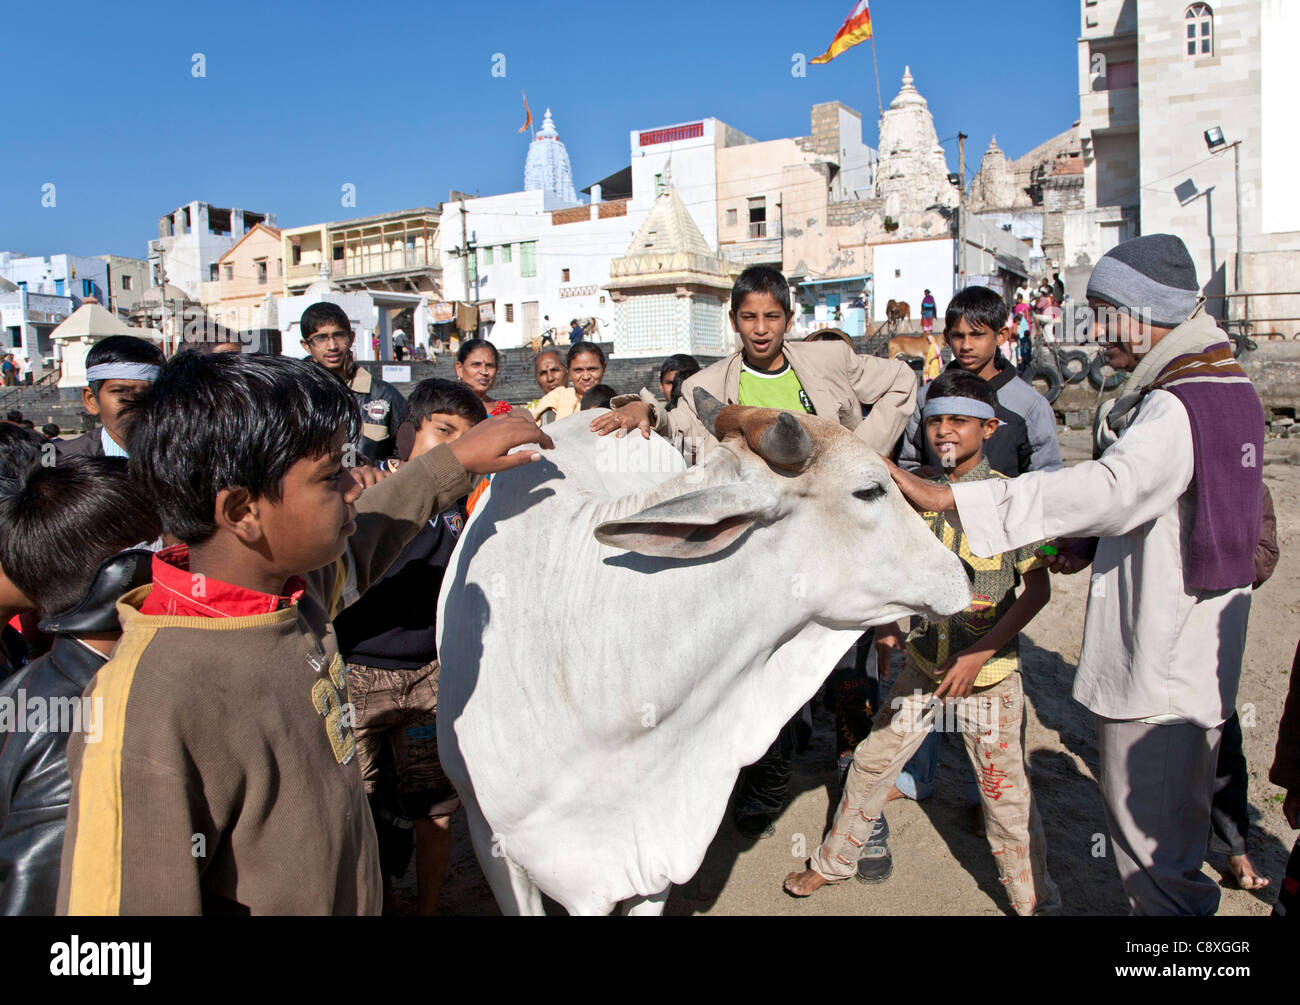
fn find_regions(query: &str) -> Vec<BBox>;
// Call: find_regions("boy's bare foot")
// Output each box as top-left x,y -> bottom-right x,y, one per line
1226,853 -> 1270,891
885,785 -> 906,802
784,867 -> 830,897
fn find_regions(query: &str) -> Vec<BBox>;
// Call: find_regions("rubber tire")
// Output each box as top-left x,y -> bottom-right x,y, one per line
1228,332 -> 1256,358
1029,362 -> 1063,404
1088,353 -> 1124,391
1056,349 -> 1089,384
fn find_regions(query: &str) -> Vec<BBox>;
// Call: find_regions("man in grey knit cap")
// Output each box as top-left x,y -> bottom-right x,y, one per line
886,234 -> 1265,915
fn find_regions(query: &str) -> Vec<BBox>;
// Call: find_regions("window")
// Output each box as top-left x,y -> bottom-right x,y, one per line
502,244 -> 512,263
562,268 -> 571,282
223,264 -> 234,281
55,279 -> 64,295
654,173 -> 664,195
1185,4 -> 1213,57
82,279 -> 93,297
484,246 -> 494,266
505,303 -> 514,323
1103,60 -> 1137,89
726,208 -> 738,227
256,259 -> 268,285
468,250 -> 477,283
748,196 -> 766,239
292,244 -> 302,265
277,258 -> 283,277
520,241 -> 537,278
121,274 -> 132,291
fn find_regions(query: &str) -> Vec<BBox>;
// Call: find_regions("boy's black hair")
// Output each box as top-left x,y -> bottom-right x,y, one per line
943,285 -> 1009,336
406,378 -> 487,430
659,353 -> 699,380
0,423 -> 47,489
457,338 -> 500,366
85,335 -> 165,396
6,410 -> 22,423
567,341 -> 606,367
580,384 -> 618,410
300,302 -> 353,341
668,361 -> 702,410
41,423 -> 60,439
925,368 -> 997,412
730,266 -> 793,318
127,352 -> 360,544
0,456 -> 161,616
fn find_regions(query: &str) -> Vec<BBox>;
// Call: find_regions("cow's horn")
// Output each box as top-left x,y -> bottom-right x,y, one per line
693,387 -> 726,436
756,412 -> 813,470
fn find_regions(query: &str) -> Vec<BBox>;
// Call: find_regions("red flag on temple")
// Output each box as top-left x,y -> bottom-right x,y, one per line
517,92 -> 533,134
811,1 -> 874,64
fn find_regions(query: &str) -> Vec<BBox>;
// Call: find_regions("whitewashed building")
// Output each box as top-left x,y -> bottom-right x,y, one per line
148,202 -> 276,302
438,111 -> 730,349
1072,0 -> 1300,324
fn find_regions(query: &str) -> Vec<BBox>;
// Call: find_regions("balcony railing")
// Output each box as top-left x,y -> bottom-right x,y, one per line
330,249 -> 438,278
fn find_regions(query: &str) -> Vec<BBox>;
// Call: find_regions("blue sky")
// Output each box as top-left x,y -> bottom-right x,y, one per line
1,0 -> 1079,259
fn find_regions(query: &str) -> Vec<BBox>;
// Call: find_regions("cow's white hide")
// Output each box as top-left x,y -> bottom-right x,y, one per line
436,409 -> 970,915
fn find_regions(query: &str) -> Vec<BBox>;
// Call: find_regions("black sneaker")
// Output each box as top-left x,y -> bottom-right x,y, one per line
855,842 -> 893,884
733,808 -> 777,839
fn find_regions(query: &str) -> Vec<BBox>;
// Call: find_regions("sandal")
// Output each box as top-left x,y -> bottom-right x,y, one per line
855,842 -> 893,884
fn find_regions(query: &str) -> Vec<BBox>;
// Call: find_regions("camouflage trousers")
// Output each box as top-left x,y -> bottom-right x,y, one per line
811,660 -> 1060,916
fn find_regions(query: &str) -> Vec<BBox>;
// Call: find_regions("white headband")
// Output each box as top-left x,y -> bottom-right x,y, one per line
86,363 -> 159,383
922,396 -> 995,421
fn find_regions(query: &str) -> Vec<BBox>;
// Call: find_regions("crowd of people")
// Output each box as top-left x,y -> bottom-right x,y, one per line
0,236 -> 1295,919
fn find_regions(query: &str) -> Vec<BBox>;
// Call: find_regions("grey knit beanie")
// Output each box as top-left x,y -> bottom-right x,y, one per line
1085,233 -> 1200,328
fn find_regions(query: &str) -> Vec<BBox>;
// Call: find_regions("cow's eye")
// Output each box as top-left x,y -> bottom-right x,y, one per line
853,485 -> 886,503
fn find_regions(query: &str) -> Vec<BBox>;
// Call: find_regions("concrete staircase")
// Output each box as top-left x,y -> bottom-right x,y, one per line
0,381 -> 91,433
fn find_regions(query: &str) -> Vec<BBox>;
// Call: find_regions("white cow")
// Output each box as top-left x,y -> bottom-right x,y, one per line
437,392 -> 970,915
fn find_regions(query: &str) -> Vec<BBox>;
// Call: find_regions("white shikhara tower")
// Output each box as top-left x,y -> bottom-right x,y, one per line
874,67 -> 960,218
524,108 -> 578,205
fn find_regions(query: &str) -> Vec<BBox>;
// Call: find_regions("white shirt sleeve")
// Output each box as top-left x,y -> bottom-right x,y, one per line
951,389 -> 1195,558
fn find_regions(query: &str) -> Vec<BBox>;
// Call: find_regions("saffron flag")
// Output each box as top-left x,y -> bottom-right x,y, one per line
518,91 -> 533,134
811,1 -> 873,64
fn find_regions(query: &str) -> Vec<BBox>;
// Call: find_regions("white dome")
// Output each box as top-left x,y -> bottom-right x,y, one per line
524,108 -> 578,205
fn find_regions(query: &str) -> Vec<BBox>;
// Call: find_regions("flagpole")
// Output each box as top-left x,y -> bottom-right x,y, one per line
869,34 -> 883,119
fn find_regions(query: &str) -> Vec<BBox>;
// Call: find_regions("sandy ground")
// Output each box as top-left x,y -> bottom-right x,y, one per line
408,427 -> 1300,916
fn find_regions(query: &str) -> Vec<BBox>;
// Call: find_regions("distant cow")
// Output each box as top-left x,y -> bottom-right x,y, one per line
875,299 -> 911,336
437,390 -> 971,915
888,331 -> 946,361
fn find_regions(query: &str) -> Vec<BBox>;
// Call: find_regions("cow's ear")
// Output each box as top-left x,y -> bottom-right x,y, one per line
594,483 -> 779,559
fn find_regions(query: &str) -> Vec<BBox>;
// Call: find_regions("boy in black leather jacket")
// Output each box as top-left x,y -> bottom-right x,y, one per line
0,457 -> 160,914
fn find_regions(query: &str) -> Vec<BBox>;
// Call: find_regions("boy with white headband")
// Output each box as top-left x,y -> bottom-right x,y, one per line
784,368 -> 1059,915
57,335 -> 164,460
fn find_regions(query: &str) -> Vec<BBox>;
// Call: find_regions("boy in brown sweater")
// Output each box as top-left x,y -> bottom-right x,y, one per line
56,353 -> 549,915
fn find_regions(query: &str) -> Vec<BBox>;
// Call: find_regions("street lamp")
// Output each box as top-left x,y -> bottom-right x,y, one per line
1204,125 -> 1244,321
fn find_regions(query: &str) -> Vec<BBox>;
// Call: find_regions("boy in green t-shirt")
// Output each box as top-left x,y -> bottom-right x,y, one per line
782,369 -> 1060,915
